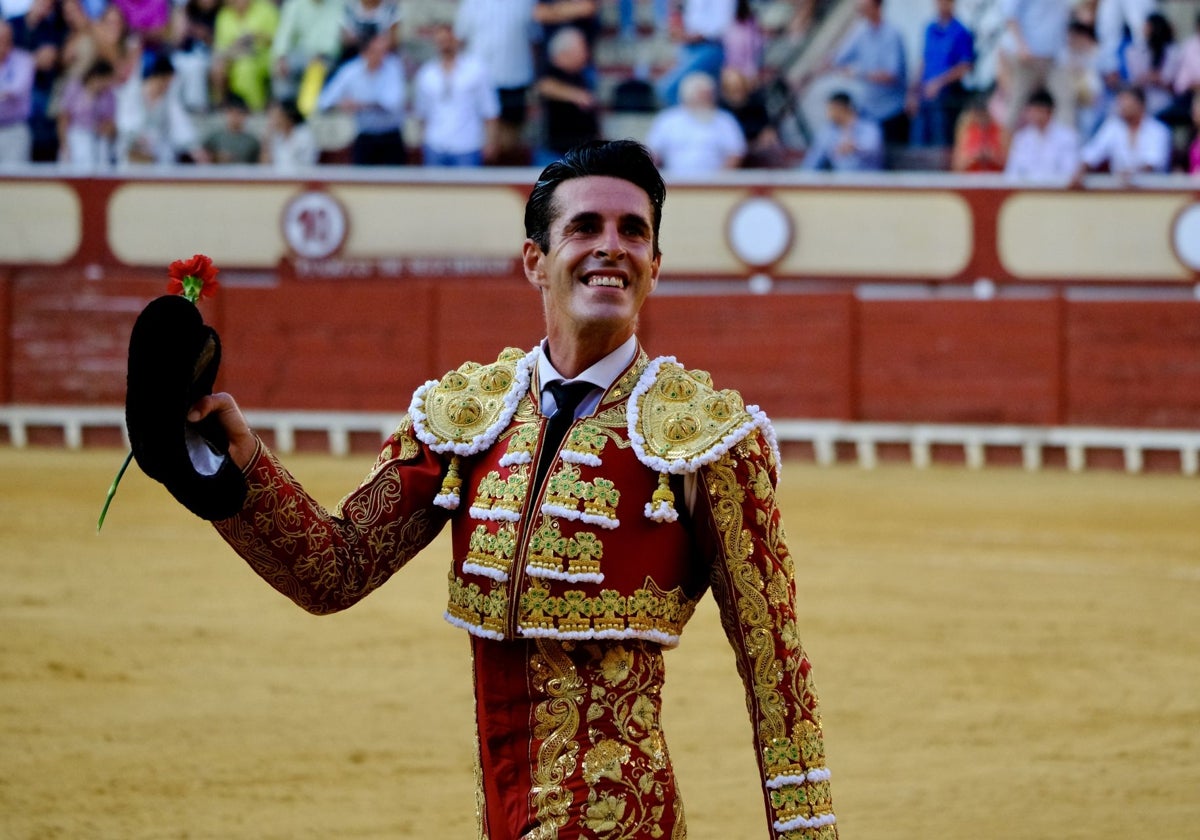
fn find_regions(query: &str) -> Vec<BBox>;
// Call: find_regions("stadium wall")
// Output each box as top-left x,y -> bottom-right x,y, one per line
1,171 -> 1198,430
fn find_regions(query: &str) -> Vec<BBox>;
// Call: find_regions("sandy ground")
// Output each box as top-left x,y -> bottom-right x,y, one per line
2,446 -> 1198,839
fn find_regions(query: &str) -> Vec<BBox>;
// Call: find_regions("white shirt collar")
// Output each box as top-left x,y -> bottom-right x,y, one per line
536,335 -> 639,417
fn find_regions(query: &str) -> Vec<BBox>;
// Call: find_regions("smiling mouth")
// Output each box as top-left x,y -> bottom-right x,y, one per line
584,274 -> 627,288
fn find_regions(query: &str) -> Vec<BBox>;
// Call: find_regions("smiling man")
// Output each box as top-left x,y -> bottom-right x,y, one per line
173,140 -> 835,839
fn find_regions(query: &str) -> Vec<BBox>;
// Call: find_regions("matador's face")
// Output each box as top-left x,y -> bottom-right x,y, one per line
523,176 -> 661,350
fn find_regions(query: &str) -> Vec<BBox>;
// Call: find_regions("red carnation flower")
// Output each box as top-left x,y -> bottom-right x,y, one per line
167,254 -> 220,303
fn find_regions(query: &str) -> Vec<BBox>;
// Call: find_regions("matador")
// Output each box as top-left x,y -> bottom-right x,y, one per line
130,140 -> 837,839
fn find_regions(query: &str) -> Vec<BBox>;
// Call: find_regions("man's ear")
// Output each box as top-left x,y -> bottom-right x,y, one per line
648,251 -> 662,294
523,239 -> 547,290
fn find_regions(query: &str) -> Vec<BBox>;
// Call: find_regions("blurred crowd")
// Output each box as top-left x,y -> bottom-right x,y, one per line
0,0 -> 1196,178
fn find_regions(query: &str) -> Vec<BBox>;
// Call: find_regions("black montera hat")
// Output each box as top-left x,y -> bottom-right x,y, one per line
125,295 -> 247,520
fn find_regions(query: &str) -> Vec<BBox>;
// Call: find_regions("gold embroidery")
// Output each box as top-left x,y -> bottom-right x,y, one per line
465,523 -> 517,578
703,440 -> 833,834
502,421 -> 539,461
420,349 -> 526,444
544,463 -> 586,510
529,640 -> 585,838
578,642 -> 683,838
216,444 -> 441,614
582,739 -> 631,785
563,423 -> 608,461
635,362 -> 753,463
471,468 -> 528,516
506,579 -> 697,641
605,352 -> 649,406
569,532 -> 603,579
528,518 -> 571,577
447,573 -> 509,635
582,477 -> 620,524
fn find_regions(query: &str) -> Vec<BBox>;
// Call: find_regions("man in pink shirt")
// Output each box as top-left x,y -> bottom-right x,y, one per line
1173,12 -> 1200,102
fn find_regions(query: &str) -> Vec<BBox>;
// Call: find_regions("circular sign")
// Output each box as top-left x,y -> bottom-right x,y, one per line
1172,202 -> 1200,272
282,190 -> 348,260
726,196 -> 793,269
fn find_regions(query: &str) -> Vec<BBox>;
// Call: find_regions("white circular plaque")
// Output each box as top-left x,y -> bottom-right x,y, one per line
282,190 -> 348,260
1172,202 -> 1200,272
726,196 -> 793,268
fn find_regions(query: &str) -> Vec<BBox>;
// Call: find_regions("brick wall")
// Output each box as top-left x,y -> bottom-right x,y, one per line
3,267 -> 1199,429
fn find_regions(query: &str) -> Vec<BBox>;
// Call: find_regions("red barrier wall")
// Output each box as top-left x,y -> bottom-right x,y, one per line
1066,302 -> 1200,427
4,267 -> 1200,429
856,300 -> 1065,425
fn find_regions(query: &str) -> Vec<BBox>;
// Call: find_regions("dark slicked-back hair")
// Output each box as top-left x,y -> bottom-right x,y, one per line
524,140 -> 666,257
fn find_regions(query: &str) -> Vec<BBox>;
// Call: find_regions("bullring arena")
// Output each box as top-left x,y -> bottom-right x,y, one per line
3,166 -> 1200,839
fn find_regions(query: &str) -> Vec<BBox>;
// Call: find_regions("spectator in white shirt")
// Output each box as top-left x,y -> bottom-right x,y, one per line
1096,0 -> 1155,73
412,21 -> 500,166
1005,88 -> 1080,183
317,30 -> 406,165
1076,85 -> 1171,183
116,54 -> 208,165
455,0 -> 536,161
646,70 -> 746,174
262,98 -> 319,170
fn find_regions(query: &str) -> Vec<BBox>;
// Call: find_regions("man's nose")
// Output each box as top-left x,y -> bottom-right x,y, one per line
594,224 -> 625,259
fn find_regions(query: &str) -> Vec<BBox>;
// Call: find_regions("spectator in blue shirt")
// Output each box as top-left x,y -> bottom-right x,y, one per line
830,0 -> 907,145
317,30 -> 407,165
908,0 -> 974,147
9,0 -> 67,161
801,90 -> 883,171
1001,0 -> 1073,130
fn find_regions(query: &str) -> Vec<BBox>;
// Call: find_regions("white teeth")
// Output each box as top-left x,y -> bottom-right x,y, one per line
587,275 -> 624,287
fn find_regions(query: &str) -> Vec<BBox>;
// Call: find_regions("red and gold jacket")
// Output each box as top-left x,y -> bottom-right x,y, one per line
213,346 -> 835,839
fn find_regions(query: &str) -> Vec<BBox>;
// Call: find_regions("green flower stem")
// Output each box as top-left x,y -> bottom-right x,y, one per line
96,449 -> 134,532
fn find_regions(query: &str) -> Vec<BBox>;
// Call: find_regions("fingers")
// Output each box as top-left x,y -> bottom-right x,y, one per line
187,392 -> 236,423
188,392 -> 257,469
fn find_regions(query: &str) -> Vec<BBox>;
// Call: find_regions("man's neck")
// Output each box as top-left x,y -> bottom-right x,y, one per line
544,329 -> 634,379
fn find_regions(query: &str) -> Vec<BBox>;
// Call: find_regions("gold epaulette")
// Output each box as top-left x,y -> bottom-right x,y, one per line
629,356 -> 773,476
410,346 -> 535,456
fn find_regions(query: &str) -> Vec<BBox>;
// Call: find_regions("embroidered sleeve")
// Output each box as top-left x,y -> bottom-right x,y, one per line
696,429 -> 836,839
212,417 -> 451,614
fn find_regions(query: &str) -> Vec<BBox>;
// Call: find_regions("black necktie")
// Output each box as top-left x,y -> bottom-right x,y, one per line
531,380 -> 595,502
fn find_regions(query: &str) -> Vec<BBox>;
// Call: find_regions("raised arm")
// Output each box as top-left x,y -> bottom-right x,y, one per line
208,414 -> 452,614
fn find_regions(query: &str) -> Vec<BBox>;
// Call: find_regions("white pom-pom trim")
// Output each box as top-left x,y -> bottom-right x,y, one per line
541,502 -> 582,521
518,626 -> 681,647
410,348 -> 537,457
627,356 -> 782,481
579,512 -> 619,530
773,813 -> 837,832
561,451 -> 603,467
525,566 -> 604,584
644,501 -> 679,523
498,451 -> 533,467
765,767 -> 832,789
461,562 -> 509,582
443,611 -> 505,640
468,506 -> 521,523
434,492 -> 460,510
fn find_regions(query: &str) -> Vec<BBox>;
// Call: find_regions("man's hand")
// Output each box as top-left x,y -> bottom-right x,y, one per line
188,392 -> 256,469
